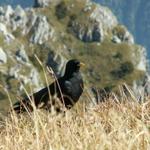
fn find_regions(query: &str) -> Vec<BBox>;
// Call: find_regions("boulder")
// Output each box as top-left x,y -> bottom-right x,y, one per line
30,15 -> 54,44
34,0 -> 52,7
29,68 -> 42,88
0,47 -> 7,64
0,23 -> 15,43
112,25 -> 134,44
69,3 -> 118,42
0,5 -> 14,24
12,5 -> 28,30
132,73 -> 150,101
90,5 -> 118,30
136,47 -> 147,71
16,46 -> 29,64
69,20 -> 104,42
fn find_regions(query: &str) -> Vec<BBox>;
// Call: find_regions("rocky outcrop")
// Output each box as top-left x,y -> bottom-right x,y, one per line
8,61 -> 42,91
69,4 -> 118,42
69,21 -> 104,42
0,47 -> 7,64
30,15 -> 54,44
0,5 -> 27,31
90,5 -> 118,31
0,5 -> 14,24
12,5 -> 28,30
134,46 -> 147,71
34,0 -> 52,7
0,23 -> 15,43
111,25 -> 134,44
132,73 -> 150,101
81,22 -> 103,42
15,46 -> 29,64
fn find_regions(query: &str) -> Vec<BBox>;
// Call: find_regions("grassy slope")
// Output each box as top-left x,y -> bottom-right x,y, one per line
0,93 -> 150,150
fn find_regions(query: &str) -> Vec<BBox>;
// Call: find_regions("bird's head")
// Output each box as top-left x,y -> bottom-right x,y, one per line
64,59 -> 85,77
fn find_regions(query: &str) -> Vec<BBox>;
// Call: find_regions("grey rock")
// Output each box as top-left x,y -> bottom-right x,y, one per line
132,46 -> 147,72
34,0 -> 49,7
34,0 -> 52,7
112,25 -> 134,44
83,1 -> 92,12
34,0 -> 60,7
29,68 -> 42,88
90,5 -> 118,30
70,21 -> 103,42
81,28 -> 93,42
0,23 -> 15,43
0,5 -> 14,24
30,15 -> 54,44
132,73 -> 150,101
16,46 -> 29,64
22,9 -> 37,35
0,47 -> 7,64
12,5 -> 28,31
0,5 -> 28,33
144,74 -> 150,95
111,35 -> 121,44
9,64 -> 42,91
47,50 -> 66,77
124,30 -> 134,44
136,47 -> 147,71
69,3 -> 118,42
92,22 -> 103,42
9,64 -> 21,78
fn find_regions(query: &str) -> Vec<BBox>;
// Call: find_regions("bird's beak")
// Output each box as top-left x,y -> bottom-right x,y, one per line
79,62 -> 85,67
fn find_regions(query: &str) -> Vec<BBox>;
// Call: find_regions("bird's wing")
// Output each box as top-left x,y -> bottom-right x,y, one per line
64,80 -> 73,95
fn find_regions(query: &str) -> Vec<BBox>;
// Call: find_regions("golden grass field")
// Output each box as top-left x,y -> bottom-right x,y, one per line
0,91 -> 150,150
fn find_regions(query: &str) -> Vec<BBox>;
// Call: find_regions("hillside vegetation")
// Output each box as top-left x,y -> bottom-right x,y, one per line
0,0 -> 147,113
0,92 -> 150,150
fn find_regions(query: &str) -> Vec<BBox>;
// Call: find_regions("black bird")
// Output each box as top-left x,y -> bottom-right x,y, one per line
13,59 -> 84,113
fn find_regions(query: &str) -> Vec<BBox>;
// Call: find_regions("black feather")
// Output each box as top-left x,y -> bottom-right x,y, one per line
13,59 -> 84,113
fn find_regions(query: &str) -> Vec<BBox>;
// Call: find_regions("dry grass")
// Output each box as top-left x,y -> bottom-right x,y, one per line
0,94 -> 150,150
0,56 -> 149,150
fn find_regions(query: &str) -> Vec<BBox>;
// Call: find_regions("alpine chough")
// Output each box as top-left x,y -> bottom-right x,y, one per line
13,59 -> 84,113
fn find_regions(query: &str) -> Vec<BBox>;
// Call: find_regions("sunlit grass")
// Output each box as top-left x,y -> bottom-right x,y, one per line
0,55 -> 149,150
0,93 -> 150,150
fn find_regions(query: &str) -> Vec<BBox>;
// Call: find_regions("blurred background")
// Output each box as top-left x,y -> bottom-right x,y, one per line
1,0 -> 148,59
